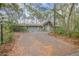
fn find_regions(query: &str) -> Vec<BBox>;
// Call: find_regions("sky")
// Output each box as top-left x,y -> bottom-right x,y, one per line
0,9 -> 6,15
39,3 -> 54,9
32,3 -> 54,11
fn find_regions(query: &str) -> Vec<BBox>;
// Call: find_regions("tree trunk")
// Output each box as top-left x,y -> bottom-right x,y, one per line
66,3 -> 75,34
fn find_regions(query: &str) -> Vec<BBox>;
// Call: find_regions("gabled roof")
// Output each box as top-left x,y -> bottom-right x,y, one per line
41,20 -> 53,26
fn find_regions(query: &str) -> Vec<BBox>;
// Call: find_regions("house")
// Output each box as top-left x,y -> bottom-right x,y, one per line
16,20 -> 53,32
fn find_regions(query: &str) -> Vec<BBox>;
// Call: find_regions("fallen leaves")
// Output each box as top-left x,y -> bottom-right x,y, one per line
49,33 -> 79,48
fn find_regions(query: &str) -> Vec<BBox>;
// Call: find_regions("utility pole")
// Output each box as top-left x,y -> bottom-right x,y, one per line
53,3 -> 56,32
0,16 -> 4,44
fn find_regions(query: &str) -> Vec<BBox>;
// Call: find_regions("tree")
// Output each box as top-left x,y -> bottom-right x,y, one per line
0,3 -> 21,44
66,3 -> 75,34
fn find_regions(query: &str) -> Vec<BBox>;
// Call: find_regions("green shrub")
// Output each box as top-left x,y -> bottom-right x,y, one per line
7,32 -> 13,43
71,32 -> 79,38
55,27 -> 65,35
0,20 -> 15,44
3,32 -> 13,43
13,26 -> 27,32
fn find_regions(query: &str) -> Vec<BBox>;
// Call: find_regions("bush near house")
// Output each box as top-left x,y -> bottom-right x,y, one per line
0,20 -> 15,44
13,26 -> 28,32
54,27 -> 79,38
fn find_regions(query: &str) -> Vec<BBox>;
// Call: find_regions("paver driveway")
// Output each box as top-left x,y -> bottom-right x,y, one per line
14,32 -> 76,56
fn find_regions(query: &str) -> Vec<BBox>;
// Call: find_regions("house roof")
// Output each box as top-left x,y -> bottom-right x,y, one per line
16,23 -> 43,27
17,20 -> 53,27
41,20 -> 53,26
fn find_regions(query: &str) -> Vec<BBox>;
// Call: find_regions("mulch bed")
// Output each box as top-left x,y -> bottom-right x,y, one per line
49,33 -> 79,48
0,42 -> 15,56
0,32 -> 19,56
